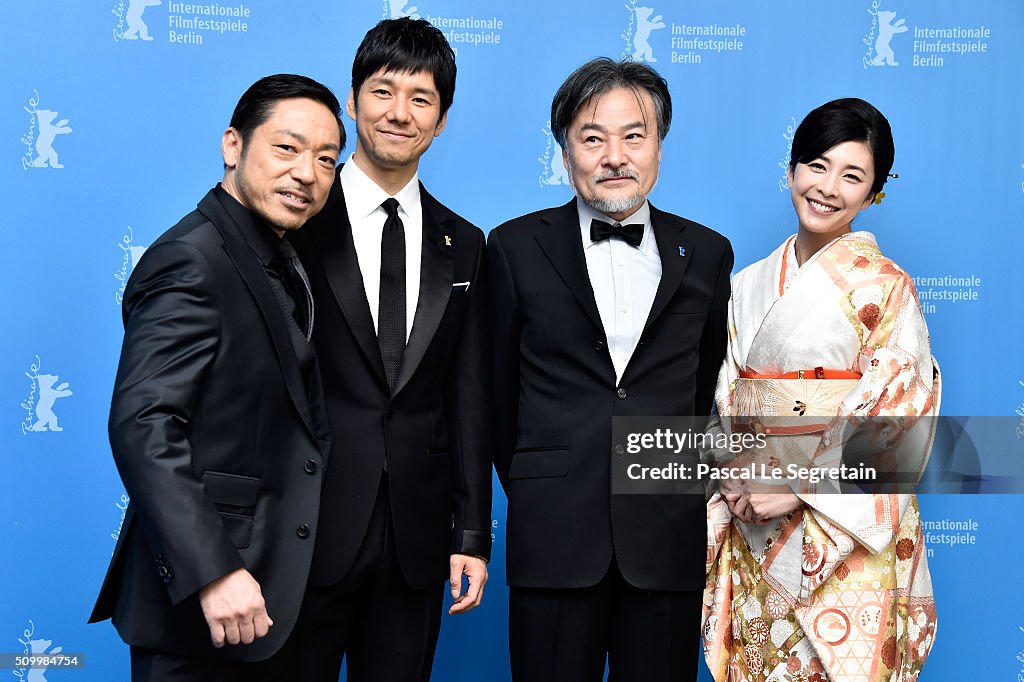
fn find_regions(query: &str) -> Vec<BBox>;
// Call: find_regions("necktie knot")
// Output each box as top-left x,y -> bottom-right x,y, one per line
274,236 -> 300,264
382,198 -> 401,219
590,219 -> 644,248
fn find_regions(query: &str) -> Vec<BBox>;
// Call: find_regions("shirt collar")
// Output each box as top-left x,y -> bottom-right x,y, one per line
213,184 -> 280,266
577,198 -> 654,253
340,154 -> 421,220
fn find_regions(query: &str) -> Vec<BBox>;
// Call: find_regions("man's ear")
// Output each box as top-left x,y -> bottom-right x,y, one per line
346,89 -> 357,121
222,127 -> 242,169
786,166 -> 794,189
433,110 -> 448,138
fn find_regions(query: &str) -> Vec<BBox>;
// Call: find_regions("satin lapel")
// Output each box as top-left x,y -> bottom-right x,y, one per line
313,185 -> 387,387
198,191 -> 320,440
534,200 -> 604,334
641,205 -> 696,336
393,188 -> 455,396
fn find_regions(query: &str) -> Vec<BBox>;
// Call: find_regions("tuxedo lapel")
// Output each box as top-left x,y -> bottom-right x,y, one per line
392,188 -> 455,396
198,191 -> 324,445
312,185 -> 388,387
534,200 -> 604,334
642,205 -> 696,336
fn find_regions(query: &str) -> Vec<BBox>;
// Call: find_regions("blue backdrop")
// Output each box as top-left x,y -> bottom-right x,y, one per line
3,1 -> 1023,679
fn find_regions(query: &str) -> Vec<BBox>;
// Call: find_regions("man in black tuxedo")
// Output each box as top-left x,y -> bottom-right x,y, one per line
289,18 -> 491,682
89,75 -> 344,680
489,58 -> 733,682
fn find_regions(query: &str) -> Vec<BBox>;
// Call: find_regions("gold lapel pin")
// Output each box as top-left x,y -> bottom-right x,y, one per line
444,235 -> 452,247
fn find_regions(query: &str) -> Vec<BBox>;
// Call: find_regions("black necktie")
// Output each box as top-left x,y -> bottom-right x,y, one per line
272,238 -> 314,340
379,198 -> 406,392
590,219 -> 644,248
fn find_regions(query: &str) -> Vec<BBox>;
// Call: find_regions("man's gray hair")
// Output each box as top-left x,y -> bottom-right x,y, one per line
550,57 -> 672,148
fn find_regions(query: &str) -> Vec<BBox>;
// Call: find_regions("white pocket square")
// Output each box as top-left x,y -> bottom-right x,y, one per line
453,281 -> 471,291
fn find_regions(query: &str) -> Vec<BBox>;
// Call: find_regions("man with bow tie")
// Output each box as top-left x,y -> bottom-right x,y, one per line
488,58 -> 734,682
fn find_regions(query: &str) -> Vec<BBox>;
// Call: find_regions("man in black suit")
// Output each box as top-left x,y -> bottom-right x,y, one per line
89,76 -> 344,680
289,18 -> 491,682
489,58 -> 734,682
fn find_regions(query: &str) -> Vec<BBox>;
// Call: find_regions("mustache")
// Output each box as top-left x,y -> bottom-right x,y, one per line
593,169 -> 639,183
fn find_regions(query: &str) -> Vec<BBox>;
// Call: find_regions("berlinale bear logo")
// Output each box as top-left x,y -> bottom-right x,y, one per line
870,9 -> 908,66
385,0 -> 419,19
31,374 -> 73,432
631,6 -> 666,63
122,0 -> 162,41
31,110 -> 72,169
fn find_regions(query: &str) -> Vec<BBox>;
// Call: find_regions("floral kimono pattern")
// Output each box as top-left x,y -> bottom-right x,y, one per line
702,233 -> 939,682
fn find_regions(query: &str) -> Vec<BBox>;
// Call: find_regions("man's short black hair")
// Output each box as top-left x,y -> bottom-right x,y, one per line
351,17 -> 457,117
229,74 -> 345,149
551,58 -> 672,148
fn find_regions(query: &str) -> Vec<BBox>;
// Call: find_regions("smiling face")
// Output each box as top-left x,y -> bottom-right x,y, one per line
221,97 -> 341,235
347,67 -> 447,184
562,86 -> 662,221
788,140 -> 876,243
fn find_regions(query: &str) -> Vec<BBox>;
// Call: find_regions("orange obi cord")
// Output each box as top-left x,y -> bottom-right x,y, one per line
738,367 -> 862,380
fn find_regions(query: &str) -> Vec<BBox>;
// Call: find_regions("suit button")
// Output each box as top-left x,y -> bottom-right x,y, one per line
594,340 -> 605,351
296,523 -> 311,539
617,388 -> 627,399
157,565 -> 169,578
385,407 -> 395,418
304,459 -> 318,474
614,444 -> 625,456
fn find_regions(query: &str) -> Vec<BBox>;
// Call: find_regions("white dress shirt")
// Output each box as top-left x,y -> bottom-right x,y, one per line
577,198 -> 661,383
340,155 -> 422,342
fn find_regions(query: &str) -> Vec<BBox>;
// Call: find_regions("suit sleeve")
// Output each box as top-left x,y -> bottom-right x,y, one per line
487,228 -> 521,492
695,240 -> 734,416
446,228 -> 493,560
109,240 -> 245,605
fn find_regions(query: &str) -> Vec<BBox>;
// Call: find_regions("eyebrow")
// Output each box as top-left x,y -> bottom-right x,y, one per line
272,129 -> 340,152
367,76 -> 438,98
578,120 -> 648,135
819,153 -> 867,175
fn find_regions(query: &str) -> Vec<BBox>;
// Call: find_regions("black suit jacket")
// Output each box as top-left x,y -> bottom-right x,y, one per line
489,199 -> 732,592
89,188 -> 332,662
291,168 -> 491,589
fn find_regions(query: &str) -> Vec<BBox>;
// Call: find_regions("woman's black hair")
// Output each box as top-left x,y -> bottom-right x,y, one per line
790,97 -> 894,196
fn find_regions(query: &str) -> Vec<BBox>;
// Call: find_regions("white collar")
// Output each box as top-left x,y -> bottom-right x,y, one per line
577,198 -> 654,253
340,154 -> 421,219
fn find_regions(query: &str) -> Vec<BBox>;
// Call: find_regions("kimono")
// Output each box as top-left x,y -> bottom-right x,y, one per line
702,232 -> 940,682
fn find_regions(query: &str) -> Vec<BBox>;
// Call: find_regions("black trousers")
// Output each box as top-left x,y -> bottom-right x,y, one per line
509,559 -> 703,682
132,476 -> 443,682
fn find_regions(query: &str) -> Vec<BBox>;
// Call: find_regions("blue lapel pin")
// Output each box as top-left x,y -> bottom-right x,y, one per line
678,246 -> 686,257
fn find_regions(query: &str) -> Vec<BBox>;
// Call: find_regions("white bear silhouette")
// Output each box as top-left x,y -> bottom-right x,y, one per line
32,374 -> 72,432
32,110 -> 72,169
28,638 -> 61,682
123,0 -> 162,41
631,6 -> 665,63
387,0 -> 419,19
547,143 -> 570,186
871,10 -> 907,66
130,245 -> 148,269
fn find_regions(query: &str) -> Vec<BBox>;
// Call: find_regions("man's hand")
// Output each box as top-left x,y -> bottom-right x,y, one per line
198,568 -> 273,647
448,554 -> 488,615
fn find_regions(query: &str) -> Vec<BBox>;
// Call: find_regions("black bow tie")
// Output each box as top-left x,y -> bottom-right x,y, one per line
590,219 -> 644,248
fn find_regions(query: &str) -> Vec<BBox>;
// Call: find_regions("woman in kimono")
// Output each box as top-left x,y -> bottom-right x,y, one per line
702,98 -> 939,681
